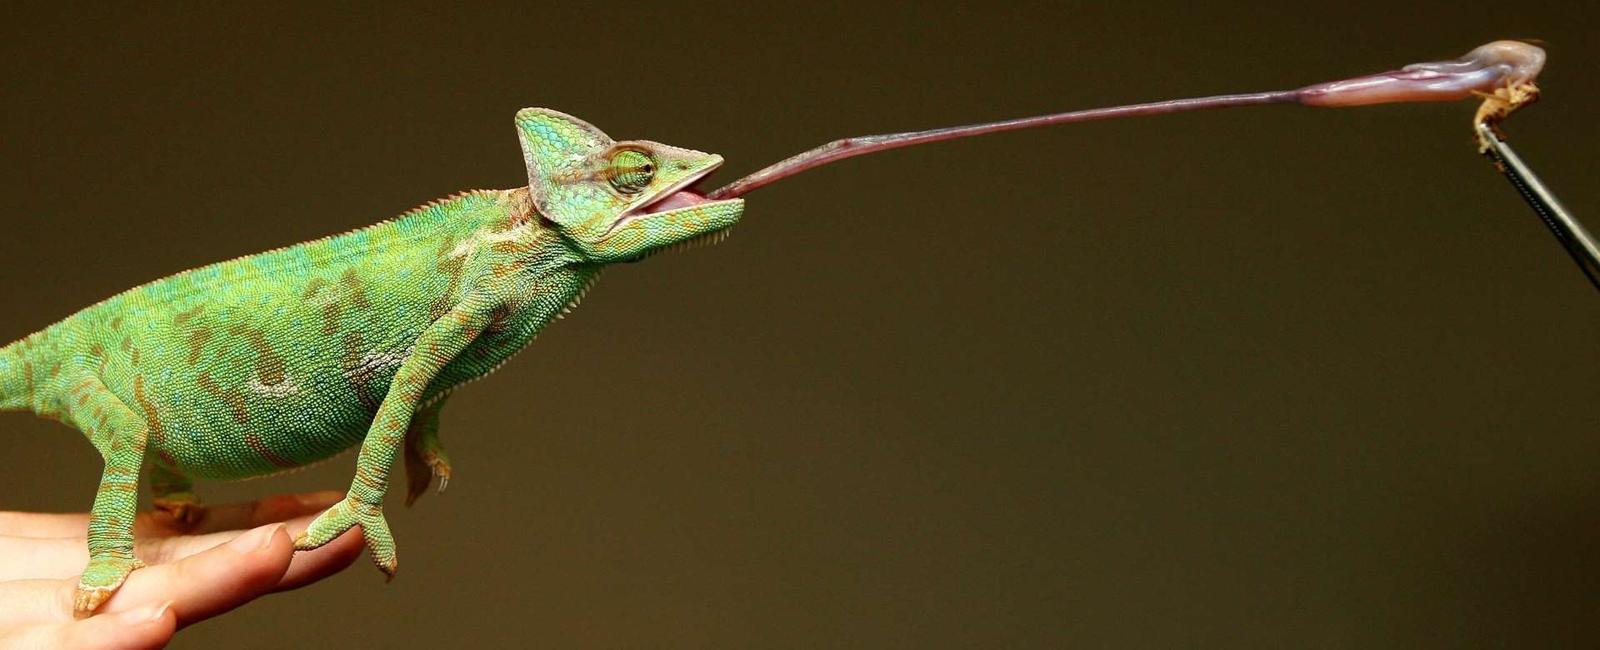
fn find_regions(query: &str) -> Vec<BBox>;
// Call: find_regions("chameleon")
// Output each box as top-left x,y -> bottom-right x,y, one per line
0,40 -> 1545,615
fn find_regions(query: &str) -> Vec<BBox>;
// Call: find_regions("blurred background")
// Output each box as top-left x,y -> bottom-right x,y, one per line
2,2 -> 1597,647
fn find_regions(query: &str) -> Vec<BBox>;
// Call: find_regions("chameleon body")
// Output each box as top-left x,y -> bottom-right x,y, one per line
0,109 -> 744,613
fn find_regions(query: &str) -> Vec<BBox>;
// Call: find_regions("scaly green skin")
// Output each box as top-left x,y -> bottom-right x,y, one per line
0,109 -> 745,614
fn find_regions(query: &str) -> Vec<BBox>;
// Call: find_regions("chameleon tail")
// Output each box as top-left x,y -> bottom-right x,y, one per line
0,337 -> 36,411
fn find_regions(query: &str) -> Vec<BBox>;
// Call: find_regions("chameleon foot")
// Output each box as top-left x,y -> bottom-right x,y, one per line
152,494 -> 207,531
74,555 -> 146,616
293,497 -> 397,579
403,445 -> 453,507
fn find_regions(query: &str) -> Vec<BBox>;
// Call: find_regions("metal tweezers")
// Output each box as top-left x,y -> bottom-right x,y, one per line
1476,122 -> 1600,294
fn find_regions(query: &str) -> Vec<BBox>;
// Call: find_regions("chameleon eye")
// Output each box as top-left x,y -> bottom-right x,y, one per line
607,149 -> 656,195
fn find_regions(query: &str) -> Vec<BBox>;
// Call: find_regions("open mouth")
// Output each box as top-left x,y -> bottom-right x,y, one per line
600,162 -> 730,237
636,183 -> 714,215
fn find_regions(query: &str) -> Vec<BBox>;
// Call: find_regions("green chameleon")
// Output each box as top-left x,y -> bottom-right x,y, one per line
0,109 -> 743,614
0,40 -> 1542,616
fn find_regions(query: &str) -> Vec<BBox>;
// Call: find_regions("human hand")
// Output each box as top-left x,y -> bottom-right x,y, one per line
0,491 -> 362,649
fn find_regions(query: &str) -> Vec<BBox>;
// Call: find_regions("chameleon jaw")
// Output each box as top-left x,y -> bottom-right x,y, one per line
590,159 -> 746,261
600,162 -> 734,237
628,160 -> 718,214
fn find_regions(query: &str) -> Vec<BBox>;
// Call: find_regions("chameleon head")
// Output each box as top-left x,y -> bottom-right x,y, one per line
516,108 -> 745,263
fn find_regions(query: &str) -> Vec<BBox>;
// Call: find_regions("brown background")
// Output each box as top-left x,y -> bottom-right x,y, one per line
3,2 -> 1598,647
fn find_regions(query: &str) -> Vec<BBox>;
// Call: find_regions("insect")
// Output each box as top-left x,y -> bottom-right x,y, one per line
0,41 -> 1546,615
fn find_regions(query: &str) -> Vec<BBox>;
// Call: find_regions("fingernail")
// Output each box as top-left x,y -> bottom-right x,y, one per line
229,523 -> 283,553
295,491 -> 344,510
116,600 -> 173,624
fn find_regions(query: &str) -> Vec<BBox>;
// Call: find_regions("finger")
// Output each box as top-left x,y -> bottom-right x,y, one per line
0,535 -> 83,581
0,578 -> 73,626
7,601 -> 177,650
0,509 -> 356,585
136,510 -> 340,568
0,511 -> 88,539
0,530 -> 243,582
0,491 -> 344,538
97,523 -> 291,628
275,517 -> 362,591
174,491 -> 345,535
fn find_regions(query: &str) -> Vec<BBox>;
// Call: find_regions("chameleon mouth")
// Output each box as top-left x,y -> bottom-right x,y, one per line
603,162 -> 736,236
636,184 -> 714,215
631,162 -> 720,216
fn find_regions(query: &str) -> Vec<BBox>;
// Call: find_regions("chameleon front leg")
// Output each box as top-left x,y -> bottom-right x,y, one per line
294,306 -> 490,577
150,462 -> 205,530
66,374 -> 151,615
404,394 -> 452,507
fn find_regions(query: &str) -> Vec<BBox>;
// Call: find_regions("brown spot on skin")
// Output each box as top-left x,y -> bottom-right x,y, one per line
485,304 -> 513,334
340,332 -> 380,412
173,304 -> 205,326
122,338 -> 141,366
490,262 -> 517,279
197,372 -> 249,425
187,328 -> 212,364
321,301 -> 343,336
47,361 -> 59,378
429,257 -> 465,320
341,268 -> 370,309
108,466 -> 139,482
303,277 -> 328,299
506,188 -> 535,224
21,362 -> 33,400
244,432 -> 297,468
354,463 -> 384,489
228,325 -> 286,387
89,344 -> 108,374
110,316 -> 124,331
133,376 -> 166,444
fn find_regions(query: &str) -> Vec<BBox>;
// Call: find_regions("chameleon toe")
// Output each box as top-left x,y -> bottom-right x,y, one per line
74,555 -> 144,616
72,586 -> 114,618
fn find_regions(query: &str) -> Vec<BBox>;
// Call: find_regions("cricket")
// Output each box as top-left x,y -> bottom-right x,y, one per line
0,40 -> 1550,615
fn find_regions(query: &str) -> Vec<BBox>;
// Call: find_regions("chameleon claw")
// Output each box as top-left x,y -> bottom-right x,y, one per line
152,496 -> 208,532
72,586 -> 114,618
73,555 -> 145,616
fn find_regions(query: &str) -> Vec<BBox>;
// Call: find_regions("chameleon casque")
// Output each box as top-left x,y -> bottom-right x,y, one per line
0,41 -> 1547,615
